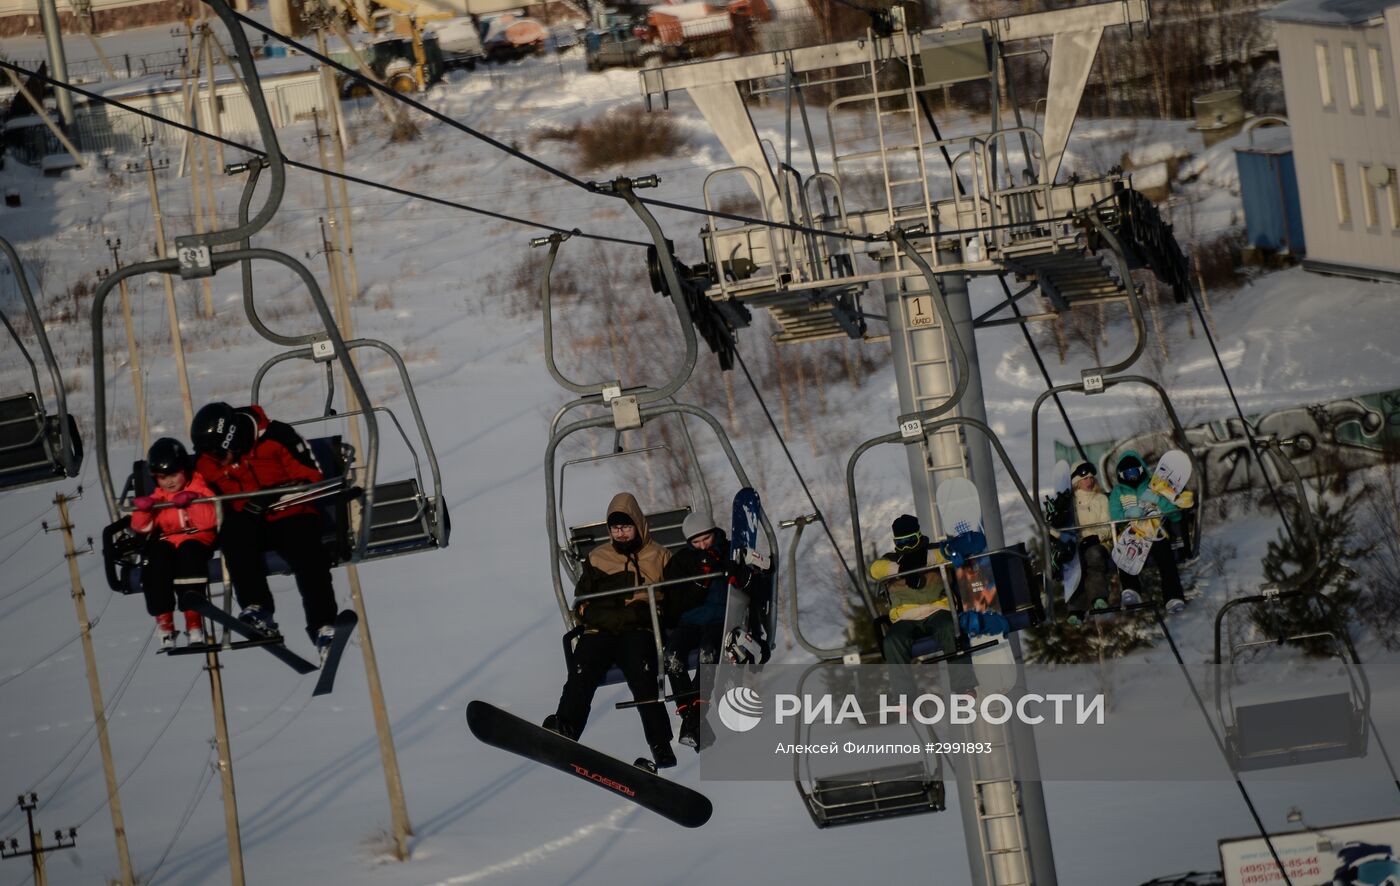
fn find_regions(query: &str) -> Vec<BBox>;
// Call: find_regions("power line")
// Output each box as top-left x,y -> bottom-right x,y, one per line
144,748 -> 216,886
733,345 -> 859,587
0,59 -> 647,249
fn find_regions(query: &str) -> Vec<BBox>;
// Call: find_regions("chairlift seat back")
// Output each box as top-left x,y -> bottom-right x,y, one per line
1229,691 -> 1367,771
803,761 -> 945,828
566,506 -> 693,563
0,392 -> 81,490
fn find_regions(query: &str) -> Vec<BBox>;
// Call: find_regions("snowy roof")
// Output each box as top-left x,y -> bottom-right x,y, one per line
1262,0 -> 1399,25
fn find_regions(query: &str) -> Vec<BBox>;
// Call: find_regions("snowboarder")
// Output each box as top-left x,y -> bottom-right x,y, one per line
190,402 -> 339,657
130,438 -> 217,650
547,492 -> 676,771
1067,461 -> 1114,623
872,514 -> 976,696
1108,450 -> 1188,614
661,511 -> 751,752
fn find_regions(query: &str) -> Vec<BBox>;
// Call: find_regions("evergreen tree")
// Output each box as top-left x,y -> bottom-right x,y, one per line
1024,611 -> 1154,665
1250,493 -> 1370,657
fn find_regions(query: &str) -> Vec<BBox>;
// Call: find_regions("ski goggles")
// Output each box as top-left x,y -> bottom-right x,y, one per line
1071,463 -> 1097,480
893,532 -> 923,550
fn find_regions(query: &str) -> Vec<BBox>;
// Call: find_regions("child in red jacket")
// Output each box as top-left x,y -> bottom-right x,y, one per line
131,438 -> 217,650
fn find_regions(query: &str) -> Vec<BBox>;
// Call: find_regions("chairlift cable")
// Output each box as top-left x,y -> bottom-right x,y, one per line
76,668 -> 204,827
733,347 -> 859,587
997,275 -> 1089,463
1153,609 -> 1297,886
143,747 -> 217,886
0,60 -> 647,248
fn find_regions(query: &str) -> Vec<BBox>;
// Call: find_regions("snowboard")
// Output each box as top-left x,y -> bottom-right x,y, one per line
934,477 -> 1007,634
1044,460 -> 1082,602
1148,449 -> 1192,501
466,700 -> 713,828
312,609 -> 359,696
723,488 -> 771,665
181,595 -> 319,674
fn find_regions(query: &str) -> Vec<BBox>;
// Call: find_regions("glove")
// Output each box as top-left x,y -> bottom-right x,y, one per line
1175,490 -> 1195,509
133,496 -> 155,512
171,490 -> 199,508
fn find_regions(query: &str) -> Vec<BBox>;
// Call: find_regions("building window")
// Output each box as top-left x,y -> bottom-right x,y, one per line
1361,166 -> 1380,226
1387,168 -> 1400,230
1370,46 -> 1388,113
1332,162 -> 1351,224
1343,44 -> 1362,110
1316,42 -> 1334,108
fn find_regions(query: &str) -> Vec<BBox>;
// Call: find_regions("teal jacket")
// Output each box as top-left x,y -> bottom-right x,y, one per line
1107,449 -> 1181,523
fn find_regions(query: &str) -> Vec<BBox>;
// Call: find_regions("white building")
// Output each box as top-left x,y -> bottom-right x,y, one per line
1263,0 -> 1400,281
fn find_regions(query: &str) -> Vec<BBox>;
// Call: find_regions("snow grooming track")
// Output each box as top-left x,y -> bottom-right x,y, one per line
421,805 -> 634,885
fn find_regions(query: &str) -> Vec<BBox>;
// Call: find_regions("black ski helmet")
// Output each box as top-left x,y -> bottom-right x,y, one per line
191,402 -> 253,456
147,437 -> 192,477
1071,462 -> 1098,481
1116,454 -> 1145,485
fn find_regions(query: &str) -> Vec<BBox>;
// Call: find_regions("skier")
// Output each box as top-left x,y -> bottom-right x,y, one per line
1067,461 -> 1114,623
546,492 -> 676,771
189,402 -> 339,658
871,514 -> 976,696
1108,450 -> 1190,614
660,511 -> 750,752
130,438 -> 217,650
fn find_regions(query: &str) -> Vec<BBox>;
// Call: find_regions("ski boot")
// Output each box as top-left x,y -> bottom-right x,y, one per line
184,610 -> 205,646
314,624 -> 337,666
157,612 -> 177,650
1164,598 -> 1186,615
678,701 -> 715,752
1120,589 -> 1142,608
237,605 -> 278,635
635,742 -> 676,773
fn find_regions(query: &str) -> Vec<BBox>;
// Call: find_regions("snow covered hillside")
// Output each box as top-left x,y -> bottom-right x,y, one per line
2,19 -> 1400,886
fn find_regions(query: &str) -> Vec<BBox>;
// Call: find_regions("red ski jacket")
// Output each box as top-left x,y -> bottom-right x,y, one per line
194,405 -> 325,522
131,474 -> 218,547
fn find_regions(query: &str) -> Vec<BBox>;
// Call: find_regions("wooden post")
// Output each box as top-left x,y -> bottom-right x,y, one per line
316,28 -> 362,301
51,495 -> 135,886
107,239 -> 149,454
138,140 -> 196,431
320,209 -> 414,860
202,24 -> 226,173
312,113 -> 352,305
203,621 -> 246,886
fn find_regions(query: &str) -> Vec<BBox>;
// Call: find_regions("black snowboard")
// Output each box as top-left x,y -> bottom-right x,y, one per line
182,596 -> 319,675
465,700 -> 712,829
312,609 -> 359,696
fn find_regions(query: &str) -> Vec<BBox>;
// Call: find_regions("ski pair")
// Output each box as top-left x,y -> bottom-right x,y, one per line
181,597 -> 357,695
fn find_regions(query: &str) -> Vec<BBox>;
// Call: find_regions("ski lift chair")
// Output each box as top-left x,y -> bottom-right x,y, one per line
847,414 -> 1049,662
1029,376 -> 1204,621
0,237 -> 82,491
1214,587 -> 1370,773
548,403 -> 777,691
792,662 -> 946,828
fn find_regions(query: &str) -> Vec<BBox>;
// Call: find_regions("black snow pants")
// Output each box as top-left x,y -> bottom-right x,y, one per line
142,539 -> 213,617
555,628 -> 673,749
663,621 -> 723,707
217,510 -> 338,641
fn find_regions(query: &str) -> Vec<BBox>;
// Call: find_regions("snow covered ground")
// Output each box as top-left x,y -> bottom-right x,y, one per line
2,17 -> 1400,886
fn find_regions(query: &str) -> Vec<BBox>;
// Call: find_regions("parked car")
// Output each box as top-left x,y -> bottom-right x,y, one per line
584,25 -> 659,71
428,17 -> 485,71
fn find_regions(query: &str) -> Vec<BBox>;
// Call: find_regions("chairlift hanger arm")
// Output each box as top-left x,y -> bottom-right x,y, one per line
0,237 -> 78,474
174,0 -> 286,251
234,158 -> 305,348
783,513 -> 860,660
1081,210 -> 1148,376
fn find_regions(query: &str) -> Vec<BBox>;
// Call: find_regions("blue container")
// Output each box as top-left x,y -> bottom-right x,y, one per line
1235,146 -> 1305,255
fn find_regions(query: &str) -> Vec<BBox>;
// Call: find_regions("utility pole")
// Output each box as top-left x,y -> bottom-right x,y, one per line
102,239 -> 150,454
201,591 -> 246,886
128,137 -> 195,432
311,207 -> 414,859
309,113 -> 352,304
35,0 -> 73,125
0,794 -> 77,886
315,27 -> 362,301
45,495 -> 135,886
178,23 -> 217,319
